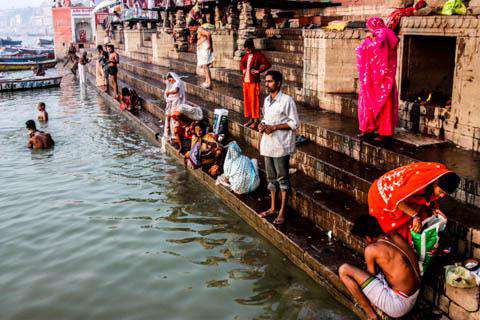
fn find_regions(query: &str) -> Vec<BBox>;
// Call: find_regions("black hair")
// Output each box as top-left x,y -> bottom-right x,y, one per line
351,215 -> 384,239
121,87 -> 130,96
244,38 -> 255,50
106,44 -> 115,50
438,172 -> 460,194
265,70 -> 283,84
38,102 -> 46,108
97,45 -> 104,52
26,119 -> 37,131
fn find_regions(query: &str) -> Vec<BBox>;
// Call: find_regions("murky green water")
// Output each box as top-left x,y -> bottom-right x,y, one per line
0,73 -> 355,320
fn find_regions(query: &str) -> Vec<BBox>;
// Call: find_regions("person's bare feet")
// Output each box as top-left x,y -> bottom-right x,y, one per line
259,209 -> 277,219
273,214 -> 286,225
244,119 -> 254,127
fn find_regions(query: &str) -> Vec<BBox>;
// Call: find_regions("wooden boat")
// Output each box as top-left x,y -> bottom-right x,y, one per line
0,38 -> 22,46
0,75 -> 62,92
0,59 -> 57,71
38,39 -> 54,46
0,53 -> 52,63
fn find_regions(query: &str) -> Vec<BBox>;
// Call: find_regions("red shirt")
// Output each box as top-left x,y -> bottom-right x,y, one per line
240,50 -> 271,83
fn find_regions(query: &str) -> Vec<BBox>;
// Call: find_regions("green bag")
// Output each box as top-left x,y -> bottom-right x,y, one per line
411,215 -> 447,274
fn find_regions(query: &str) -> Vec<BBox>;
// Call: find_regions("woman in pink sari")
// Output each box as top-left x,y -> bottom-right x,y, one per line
356,17 -> 399,141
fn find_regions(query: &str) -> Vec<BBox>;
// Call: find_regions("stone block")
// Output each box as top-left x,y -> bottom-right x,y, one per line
439,294 -> 451,314
446,284 -> 479,312
449,302 -> 473,320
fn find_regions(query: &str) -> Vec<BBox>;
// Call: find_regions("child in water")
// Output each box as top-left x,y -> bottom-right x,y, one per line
37,102 -> 48,122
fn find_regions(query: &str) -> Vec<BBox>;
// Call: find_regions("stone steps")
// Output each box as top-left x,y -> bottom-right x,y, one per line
265,28 -> 304,41
267,39 -> 304,54
263,50 -> 303,68
116,55 -> 480,211
113,60 -> 480,264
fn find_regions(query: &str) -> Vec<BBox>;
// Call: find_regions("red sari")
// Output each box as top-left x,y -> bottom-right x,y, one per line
368,162 -> 452,242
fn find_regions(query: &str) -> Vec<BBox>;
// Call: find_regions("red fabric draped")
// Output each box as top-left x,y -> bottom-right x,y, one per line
368,162 -> 452,241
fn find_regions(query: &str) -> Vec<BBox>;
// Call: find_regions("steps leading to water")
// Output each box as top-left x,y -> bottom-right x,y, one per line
116,54 -> 480,213
85,69 -> 370,319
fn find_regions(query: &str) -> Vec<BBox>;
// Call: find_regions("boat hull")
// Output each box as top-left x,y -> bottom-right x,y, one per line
0,60 -> 57,71
0,76 -> 62,92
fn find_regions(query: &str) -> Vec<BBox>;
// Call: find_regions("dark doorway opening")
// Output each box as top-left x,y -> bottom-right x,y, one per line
401,35 -> 456,106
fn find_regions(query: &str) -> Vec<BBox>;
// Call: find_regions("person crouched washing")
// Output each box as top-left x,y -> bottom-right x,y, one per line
185,122 -> 224,177
119,87 -> 140,113
339,215 -> 421,320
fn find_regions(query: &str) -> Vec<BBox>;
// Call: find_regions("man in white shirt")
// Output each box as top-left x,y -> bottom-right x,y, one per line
258,71 -> 300,225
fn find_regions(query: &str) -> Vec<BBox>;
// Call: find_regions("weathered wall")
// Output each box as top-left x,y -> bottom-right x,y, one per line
52,7 -> 72,60
398,16 -> 480,151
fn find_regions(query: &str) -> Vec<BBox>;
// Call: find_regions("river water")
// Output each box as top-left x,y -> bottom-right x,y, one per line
0,72 -> 355,320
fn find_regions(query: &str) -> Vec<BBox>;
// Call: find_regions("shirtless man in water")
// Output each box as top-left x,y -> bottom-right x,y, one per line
37,102 -> 48,122
339,215 -> 421,319
106,44 -> 119,99
26,120 -> 54,149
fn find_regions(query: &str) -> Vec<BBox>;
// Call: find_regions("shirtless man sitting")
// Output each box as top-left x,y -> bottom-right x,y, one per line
37,102 -> 48,122
26,120 -> 54,149
339,215 -> 421,319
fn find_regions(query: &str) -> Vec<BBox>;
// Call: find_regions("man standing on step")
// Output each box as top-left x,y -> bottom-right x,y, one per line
106,44 -> 120,99
339,215 -> 421,320
240,38 -> 271,130
258,70 -> 299,225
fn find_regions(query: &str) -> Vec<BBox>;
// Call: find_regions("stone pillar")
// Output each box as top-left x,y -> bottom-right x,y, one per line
262,8 -> 275,29
174,9 -> 188,52
226,1 -> 239,31
234,0 -> 255,59
162,10 -> 170,29
470,0 -> 480,14
215,4 -> 223,30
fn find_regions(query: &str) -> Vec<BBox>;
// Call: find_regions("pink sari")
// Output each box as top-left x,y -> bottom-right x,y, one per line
356,17 -> 399,137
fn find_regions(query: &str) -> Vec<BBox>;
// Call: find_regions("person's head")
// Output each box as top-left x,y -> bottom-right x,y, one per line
366,16 -> 386,33
38,102 -> 46,111
97,44 -> 104,53
244,38 -> 255,54
82,51 -> 87,58
430,172 -> 460,198
121,87 -> 130,97
265,70 -> 283,94
166,73 -> 176,84
312,15 -> 322,26
351,215 -> 384,244
193,122 -> 205,137
25,120 -> 37,134
106,44 -> 114,53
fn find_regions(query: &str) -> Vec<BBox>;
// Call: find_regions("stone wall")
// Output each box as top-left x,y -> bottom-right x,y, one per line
398,16 -> 480,151
152,30 -> 174,66
212,30 -> 238,70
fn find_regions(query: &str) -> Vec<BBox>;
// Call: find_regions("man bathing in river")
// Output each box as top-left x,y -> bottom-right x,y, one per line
37,102 -> 48,122
26,120 -> 54,149
339,215 -> 420,319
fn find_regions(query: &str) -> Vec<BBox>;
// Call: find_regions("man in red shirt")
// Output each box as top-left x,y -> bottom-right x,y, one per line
240,38 -> 271,130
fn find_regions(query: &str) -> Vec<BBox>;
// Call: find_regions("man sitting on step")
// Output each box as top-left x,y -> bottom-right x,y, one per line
339,215 -> 421,320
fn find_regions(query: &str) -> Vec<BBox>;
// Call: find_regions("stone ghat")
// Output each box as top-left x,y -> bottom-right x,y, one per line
86,57 -> 478,319
83,70 -> 370,320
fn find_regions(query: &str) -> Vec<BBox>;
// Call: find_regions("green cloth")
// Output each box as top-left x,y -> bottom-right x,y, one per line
441,0 -> 467,15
